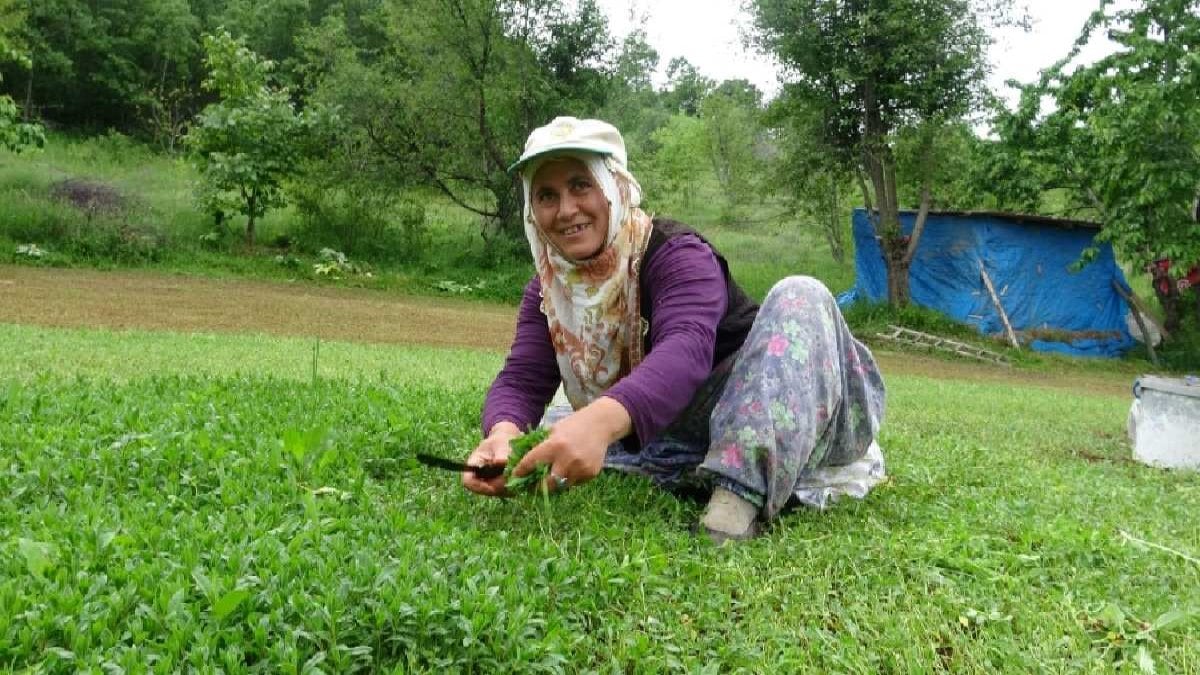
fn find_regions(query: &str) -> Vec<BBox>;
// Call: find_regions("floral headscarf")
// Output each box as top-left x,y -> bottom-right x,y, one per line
521,154 -> 653,410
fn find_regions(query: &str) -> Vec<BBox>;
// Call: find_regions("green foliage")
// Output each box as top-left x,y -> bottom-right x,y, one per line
1157,320 -> 1200,370
661,57 -> 713,116
700,80 -> 763,221
989,0 -> 1200,332
643,114 -> 708,212
503,427 -> 551,493
186,30 -> 329,247
0,325 -> 1196,670
0,92 -> 42,152
598,27 -> 664,149
764,98 -> 856,264
751,0 -> 1011,306
10,0 -> 203,132
0,0 -> 43,153
294,185 -> 428,262
301,0 -> 617,237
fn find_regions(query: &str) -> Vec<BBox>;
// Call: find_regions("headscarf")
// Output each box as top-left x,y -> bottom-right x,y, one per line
521,154 -> 653,410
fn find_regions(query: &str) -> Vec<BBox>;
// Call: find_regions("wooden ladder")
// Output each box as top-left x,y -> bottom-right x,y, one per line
875,324 -> 1011,366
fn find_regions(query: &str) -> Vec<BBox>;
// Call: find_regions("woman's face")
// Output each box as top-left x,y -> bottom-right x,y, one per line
530,157 -> 611,261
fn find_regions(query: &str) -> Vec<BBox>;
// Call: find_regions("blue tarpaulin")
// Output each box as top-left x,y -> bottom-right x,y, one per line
838,208 -> 1136,358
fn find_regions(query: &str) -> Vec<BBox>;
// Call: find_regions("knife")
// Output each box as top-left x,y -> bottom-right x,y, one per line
416,453 -> 506,479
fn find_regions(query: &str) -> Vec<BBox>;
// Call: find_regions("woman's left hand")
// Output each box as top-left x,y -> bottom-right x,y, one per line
512,396 -> 632,493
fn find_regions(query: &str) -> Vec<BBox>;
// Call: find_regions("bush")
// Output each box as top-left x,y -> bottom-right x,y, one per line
63,217 -> 166,263
291,182 -> 428,263
1158,317 -> 1200,371
0,177 -> 167,264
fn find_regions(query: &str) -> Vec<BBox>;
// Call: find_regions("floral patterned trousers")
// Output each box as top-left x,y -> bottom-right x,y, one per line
548,276 -> 887,521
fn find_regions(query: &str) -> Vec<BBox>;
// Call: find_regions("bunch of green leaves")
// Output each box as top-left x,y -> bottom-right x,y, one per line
503,427 -> 550,493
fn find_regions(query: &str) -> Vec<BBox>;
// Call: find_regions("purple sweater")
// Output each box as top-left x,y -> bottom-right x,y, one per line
482,234 -> 728,445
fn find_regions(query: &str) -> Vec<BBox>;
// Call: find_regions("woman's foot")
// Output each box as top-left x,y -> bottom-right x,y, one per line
700,486 -> 760,545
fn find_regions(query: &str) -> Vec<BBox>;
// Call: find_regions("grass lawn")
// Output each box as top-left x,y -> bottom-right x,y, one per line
1,322 -> 1196,672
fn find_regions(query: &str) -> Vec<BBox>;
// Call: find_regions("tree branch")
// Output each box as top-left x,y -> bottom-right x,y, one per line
365,121 -> 499,219
904,183 -> 931,265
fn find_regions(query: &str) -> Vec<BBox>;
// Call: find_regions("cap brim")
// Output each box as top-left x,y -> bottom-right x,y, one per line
507,144 -> 614,174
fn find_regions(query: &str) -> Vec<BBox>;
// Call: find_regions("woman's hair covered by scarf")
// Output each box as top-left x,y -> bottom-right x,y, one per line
519,152 -> 654,410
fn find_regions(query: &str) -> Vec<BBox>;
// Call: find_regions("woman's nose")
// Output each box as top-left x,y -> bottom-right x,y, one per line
558,193 -> 579,220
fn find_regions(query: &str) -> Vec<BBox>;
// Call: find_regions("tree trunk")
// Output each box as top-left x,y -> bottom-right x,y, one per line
826,175 -> 844,264
494,176 -> 522,238
882,236 -> 912,306
861,79 -> 911,306
1149,266 -> 1182,334
23,65 -> 33,121
245,193 -> 258,249
863,150 -> 911,306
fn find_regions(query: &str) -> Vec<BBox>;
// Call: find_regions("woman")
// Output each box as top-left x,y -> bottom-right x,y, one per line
462,117 -> 886,543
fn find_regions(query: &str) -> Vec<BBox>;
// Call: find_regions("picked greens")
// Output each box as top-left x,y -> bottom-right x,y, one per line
503,427 -> 550,493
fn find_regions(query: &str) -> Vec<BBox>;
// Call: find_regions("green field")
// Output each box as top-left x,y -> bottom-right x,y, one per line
2,323 -> 1197,672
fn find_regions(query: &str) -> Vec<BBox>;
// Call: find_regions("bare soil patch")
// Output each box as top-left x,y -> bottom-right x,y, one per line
0,265 -> 1132,396
0,265 -> 517,351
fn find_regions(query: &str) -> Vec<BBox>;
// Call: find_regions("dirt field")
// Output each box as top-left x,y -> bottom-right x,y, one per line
0,265 -> 1133,396
0,265 -> 518,351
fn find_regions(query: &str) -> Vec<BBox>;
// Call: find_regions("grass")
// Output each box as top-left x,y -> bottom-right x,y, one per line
1,323 -> 1197,671
0,134 -> 850,308
0,133 -> 535,302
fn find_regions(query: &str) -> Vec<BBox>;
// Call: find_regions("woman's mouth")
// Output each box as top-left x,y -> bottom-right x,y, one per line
560,223 -> 589,237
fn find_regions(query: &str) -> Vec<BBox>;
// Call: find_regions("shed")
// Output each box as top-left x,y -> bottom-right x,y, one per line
838,208 -> 1137,358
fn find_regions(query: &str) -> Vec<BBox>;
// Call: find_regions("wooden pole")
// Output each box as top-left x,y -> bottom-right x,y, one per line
1112,279 -> 1169,339
1112,280 -> 1160,366
979,261 -> 1020,349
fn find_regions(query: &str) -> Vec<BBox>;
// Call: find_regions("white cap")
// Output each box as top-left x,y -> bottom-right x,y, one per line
508,116 -> 627,174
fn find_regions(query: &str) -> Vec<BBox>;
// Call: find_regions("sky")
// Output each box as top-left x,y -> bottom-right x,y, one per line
594,0 -> 1126,106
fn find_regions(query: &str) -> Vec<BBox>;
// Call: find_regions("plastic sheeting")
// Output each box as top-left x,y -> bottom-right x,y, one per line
838,209 -> 1136,358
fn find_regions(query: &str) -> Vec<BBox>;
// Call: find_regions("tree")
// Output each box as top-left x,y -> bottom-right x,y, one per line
661,57 -> 713,117
0,1 -> 373,138
645,114 -> 709,211
186,30 -> 325,247
700,79 -> 764,216
766,99 -> 854,263
751,0 -> 1007,306
0,0 -> 42,152
8,0 -> 203,132
598,27 -> 667,160
990,0 -> 1200,333
306,0 -> 615,238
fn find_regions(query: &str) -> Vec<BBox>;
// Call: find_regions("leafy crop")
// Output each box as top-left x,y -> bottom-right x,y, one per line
0,329 -> 1197,671
504,427 -> 550,493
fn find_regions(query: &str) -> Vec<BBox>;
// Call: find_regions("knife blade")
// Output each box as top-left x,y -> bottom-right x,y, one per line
416,453 -> 506,479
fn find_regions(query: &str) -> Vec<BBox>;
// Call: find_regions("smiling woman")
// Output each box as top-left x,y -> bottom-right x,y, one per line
461,116 -> 888,544
528,158 -> 611,261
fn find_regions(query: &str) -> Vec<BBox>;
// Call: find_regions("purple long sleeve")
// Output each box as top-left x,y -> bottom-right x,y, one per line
481,279 -> 562,435
481,234 -> 727,444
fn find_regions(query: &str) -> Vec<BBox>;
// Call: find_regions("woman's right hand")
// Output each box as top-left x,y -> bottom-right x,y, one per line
461,422 -> 522,497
